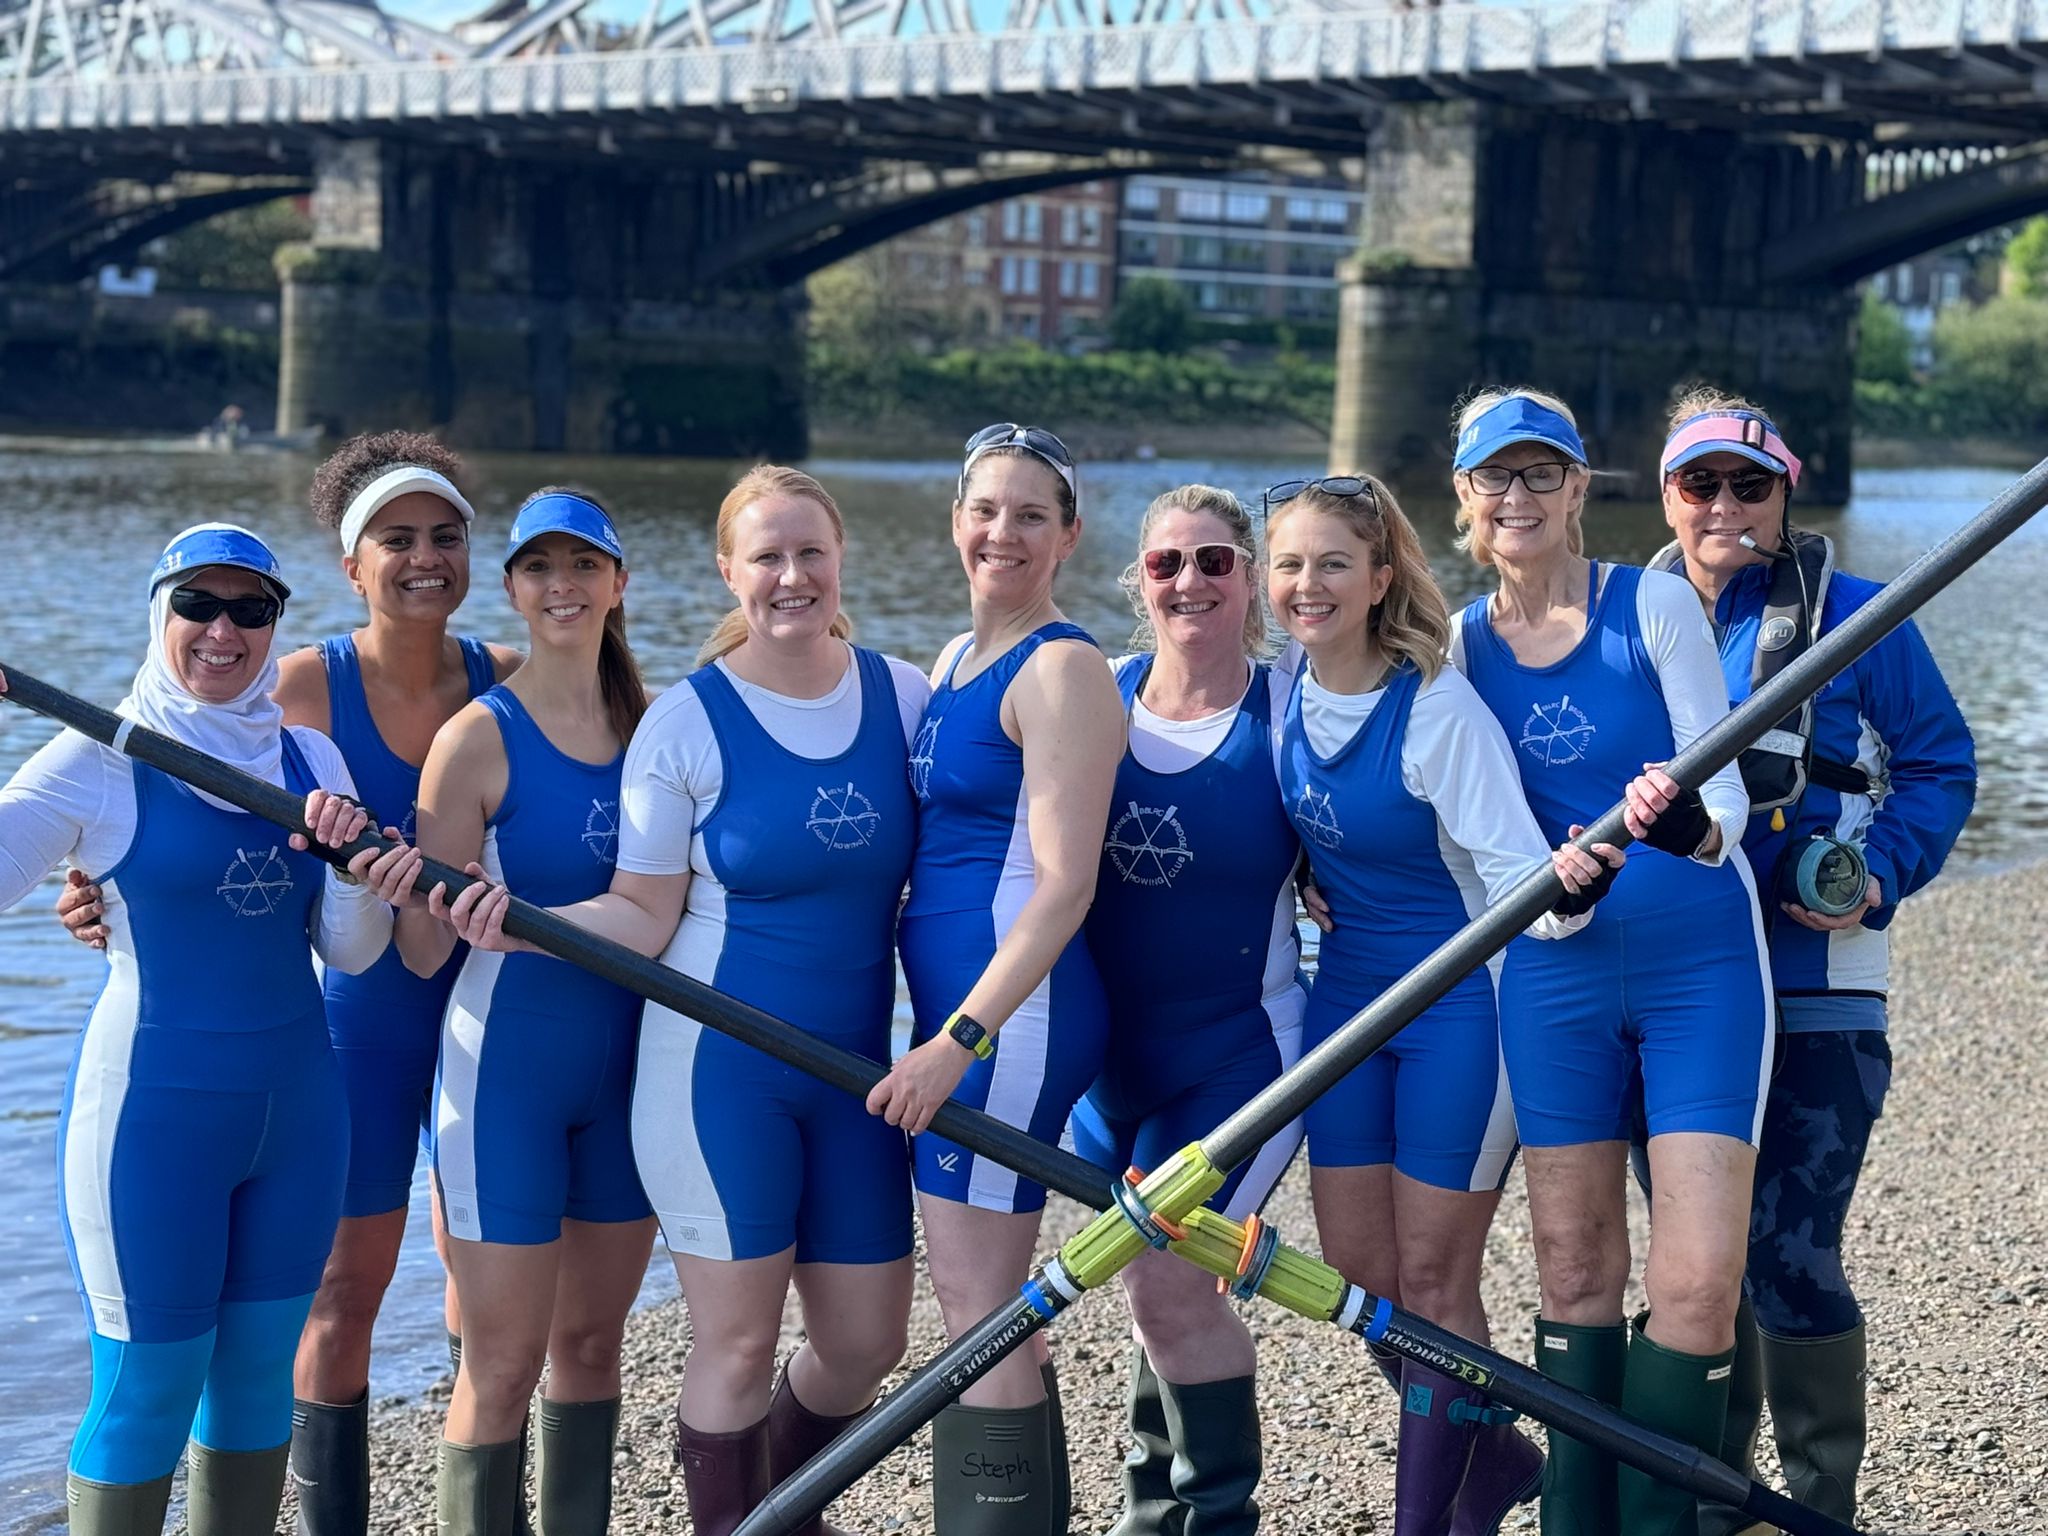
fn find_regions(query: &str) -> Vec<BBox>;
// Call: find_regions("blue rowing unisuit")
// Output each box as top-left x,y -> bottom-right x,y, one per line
634,648 -> 916,1263
433,686 -> 650,1245
1074,656 -> 1304,1216
900,621 -> 1110,1215
1456,564 -> 1772,1145
1276,660 -> 1514,1191
318,632 -> 494,1217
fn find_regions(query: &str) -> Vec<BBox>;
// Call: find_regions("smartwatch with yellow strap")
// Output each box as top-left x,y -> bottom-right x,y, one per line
943,1009 -> 995,1060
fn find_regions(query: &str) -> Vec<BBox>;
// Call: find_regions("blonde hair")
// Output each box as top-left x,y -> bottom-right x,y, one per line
1117,484 -> 1272,658
1267,475 -> 1451,683
1448,386 -> 1588,567
1666,383 -> 1773,434
697,466 -> 855,667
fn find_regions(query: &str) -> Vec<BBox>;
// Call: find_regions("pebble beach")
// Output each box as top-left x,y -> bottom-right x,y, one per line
254,857 -> 2048,1536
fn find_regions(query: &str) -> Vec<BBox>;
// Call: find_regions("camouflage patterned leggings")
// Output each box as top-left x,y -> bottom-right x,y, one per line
1746,1027 -> 1894,1339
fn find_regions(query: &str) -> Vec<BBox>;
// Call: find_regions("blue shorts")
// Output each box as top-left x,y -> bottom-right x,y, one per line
901,910 -> 1109,1215
1501,880 -> 1772,1147
633,986 -> 913,1265
59,1021 -> 347,1343
1070,1001 -> 1302,1220
435,973 -> 652,1245
330,1028 -> 437,1219
1300,965 -> 1516,1193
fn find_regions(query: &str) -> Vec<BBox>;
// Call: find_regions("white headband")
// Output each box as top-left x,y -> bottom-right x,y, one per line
339,465 -> 477,551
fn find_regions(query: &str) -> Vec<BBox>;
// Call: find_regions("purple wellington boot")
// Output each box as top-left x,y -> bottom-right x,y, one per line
1395,1362 -> 1484,1536
1448,1406 -> 1545,1536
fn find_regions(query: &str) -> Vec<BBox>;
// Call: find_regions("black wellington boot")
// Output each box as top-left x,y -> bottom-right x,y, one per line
186,1442 -> 291,1536
932,1399 -> 1059,1534
534,1396 -> 620,1536
292,1393 -> 371,1536
1760,1324 -> 1868,1525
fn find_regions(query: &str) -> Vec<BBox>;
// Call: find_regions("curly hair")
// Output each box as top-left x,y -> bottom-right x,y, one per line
308,430 -> 468,536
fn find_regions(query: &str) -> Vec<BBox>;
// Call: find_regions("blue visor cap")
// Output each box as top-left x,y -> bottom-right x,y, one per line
1453,396 -> 1588,471
149,523 -> 292,600
504,492 -> 626,568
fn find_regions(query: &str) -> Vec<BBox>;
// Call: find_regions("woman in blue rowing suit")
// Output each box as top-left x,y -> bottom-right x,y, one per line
449,466 -> 925,1536
869,424 -> 1124,1533
391,489 -> 657,1535
1266,476 -> 1618,1536
1649,390 -> 1974,1533
1446,389 -> 1770,1536
0,525 -> 401,1534
1070,484 -> 1304,1536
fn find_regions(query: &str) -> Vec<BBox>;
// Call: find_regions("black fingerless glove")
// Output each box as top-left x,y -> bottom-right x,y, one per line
1551,857 -> 1621,918
1638,786 -> 1713,858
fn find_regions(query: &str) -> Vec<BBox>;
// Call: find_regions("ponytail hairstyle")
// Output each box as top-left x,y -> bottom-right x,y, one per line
1448,386 -> 1589,566
513,484 -> 648,748
698,465 -> 855,667
1267,474 -> 1452,683
1117,483 -> 1272,657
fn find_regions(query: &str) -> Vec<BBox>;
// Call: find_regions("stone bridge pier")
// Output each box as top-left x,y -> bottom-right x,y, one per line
1332,104 -> 1862,504
277,140 -> 807,457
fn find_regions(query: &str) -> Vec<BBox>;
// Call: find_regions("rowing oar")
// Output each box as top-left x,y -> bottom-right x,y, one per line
0,664 -> 1121,1208
735,454 -> 2048,1536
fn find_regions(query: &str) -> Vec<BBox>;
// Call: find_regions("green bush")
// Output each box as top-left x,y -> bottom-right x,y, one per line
1855,288 -> 1913,385
1108,277 -> 1194,355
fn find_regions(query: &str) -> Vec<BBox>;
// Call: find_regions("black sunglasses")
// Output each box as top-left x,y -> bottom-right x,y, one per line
1668,466 -> 1780,506
168,586 -> 282,629
1260,475 -> 1378,519
965,422 -> 1075,468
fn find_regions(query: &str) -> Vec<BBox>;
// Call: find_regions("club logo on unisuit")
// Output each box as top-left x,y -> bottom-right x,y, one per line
809,782 -> 881,849
909,716 -> 941,801
1105,800 -> 1194,886
1292,785 -> 1343,850
218,845 -> 295,916
582,799 -> 620,864
1520,695 -> 1597,767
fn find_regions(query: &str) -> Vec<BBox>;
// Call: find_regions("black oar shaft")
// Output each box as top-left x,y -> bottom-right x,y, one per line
1202,455 -> 2048,1173
0,667 -> 1118,1209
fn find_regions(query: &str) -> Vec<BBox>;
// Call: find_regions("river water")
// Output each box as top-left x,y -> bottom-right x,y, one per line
1,449 -> 2043,1525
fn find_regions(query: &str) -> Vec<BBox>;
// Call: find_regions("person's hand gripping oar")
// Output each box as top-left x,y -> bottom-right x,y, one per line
732,455 -> 2048,1536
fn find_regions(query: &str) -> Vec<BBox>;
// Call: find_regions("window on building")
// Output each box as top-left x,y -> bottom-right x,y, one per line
1286,286 -> 1338,318
1285,195 -> 1318,226
1222,238 -> 1265,271
1939,269 -> 1962,305
1080,206 -> 1102,246
1177,187 -> 1223,221
1126,182 -> 1162,215
1006,310 -> 1041,339
1079,262 -> 1100,299
1288,246 -> 1339,278
1894,264 -> 1913,302
1183,235 -> 1224,268
964,263 -> 986,287
1316,198 -> 1349,228
1225,191 -> 1269,224
1022,201 -> 1043,241
1002,203 -> 1020,242
1124,233 -> 1160,265
1000,256 -> 1019,295
966,213 -> 987,247
1059,261 -> 1078,297
1869,270 -> 1889,299
1061,206 -> 1079,245
1021,257 -> 1040,292
1195,281 -> 1224,311
1222,282 -> 1264,313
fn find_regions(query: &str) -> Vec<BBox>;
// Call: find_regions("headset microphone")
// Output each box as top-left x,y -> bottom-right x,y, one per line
1738,533 -> 1793,561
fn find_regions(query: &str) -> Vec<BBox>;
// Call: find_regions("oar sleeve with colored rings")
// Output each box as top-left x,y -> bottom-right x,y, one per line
0,664 -> 1120,1210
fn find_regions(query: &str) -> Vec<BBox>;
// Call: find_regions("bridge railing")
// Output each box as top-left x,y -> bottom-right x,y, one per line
5,0 -> 2047,134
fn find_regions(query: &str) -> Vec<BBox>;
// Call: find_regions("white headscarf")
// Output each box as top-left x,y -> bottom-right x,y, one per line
119,527 -> 288,808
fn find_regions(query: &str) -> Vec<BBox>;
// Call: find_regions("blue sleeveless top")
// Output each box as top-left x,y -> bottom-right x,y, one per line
1457,563 -> 1723,917
903,621 -> 1098,922
100,732 -> 327,1087
1087,657 -> 1299,1044
318,633 -> 495,1043
686,648 -> 917,1048
1277,660 -> 1492,1002
474,686 -> 636,1021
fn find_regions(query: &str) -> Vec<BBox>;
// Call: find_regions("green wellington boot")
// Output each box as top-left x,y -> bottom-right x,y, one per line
1156,1373 -> 1261,1536
1616,1314 -> 1735,1536
186,1442 -> 292,1536
534,1397 -> 621,1536
1041,1361 -> 1072,1535
1533,1316 -> 1626,1536
1697,1299 -> 1767,1536
1109,1349 -> 1182,1536
439,1438 -> 525,1536
1760,1324 -> 1868,1524
931,1398 -> 1058,1534
64,1471 -> 174,1535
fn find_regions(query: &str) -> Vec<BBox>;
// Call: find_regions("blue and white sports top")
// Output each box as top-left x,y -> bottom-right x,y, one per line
902,621 -> 1100,923
1278,659 -> 1568,994
618,647 -> 921,1047
1087,656 -> 1299,1050
318,633 -> 495,1036
1454,563 -> 1752,917
470,686 -> 633,1018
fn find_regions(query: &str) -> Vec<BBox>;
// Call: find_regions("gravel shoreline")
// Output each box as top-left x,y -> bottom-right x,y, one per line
289,859 -> 2047,1536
